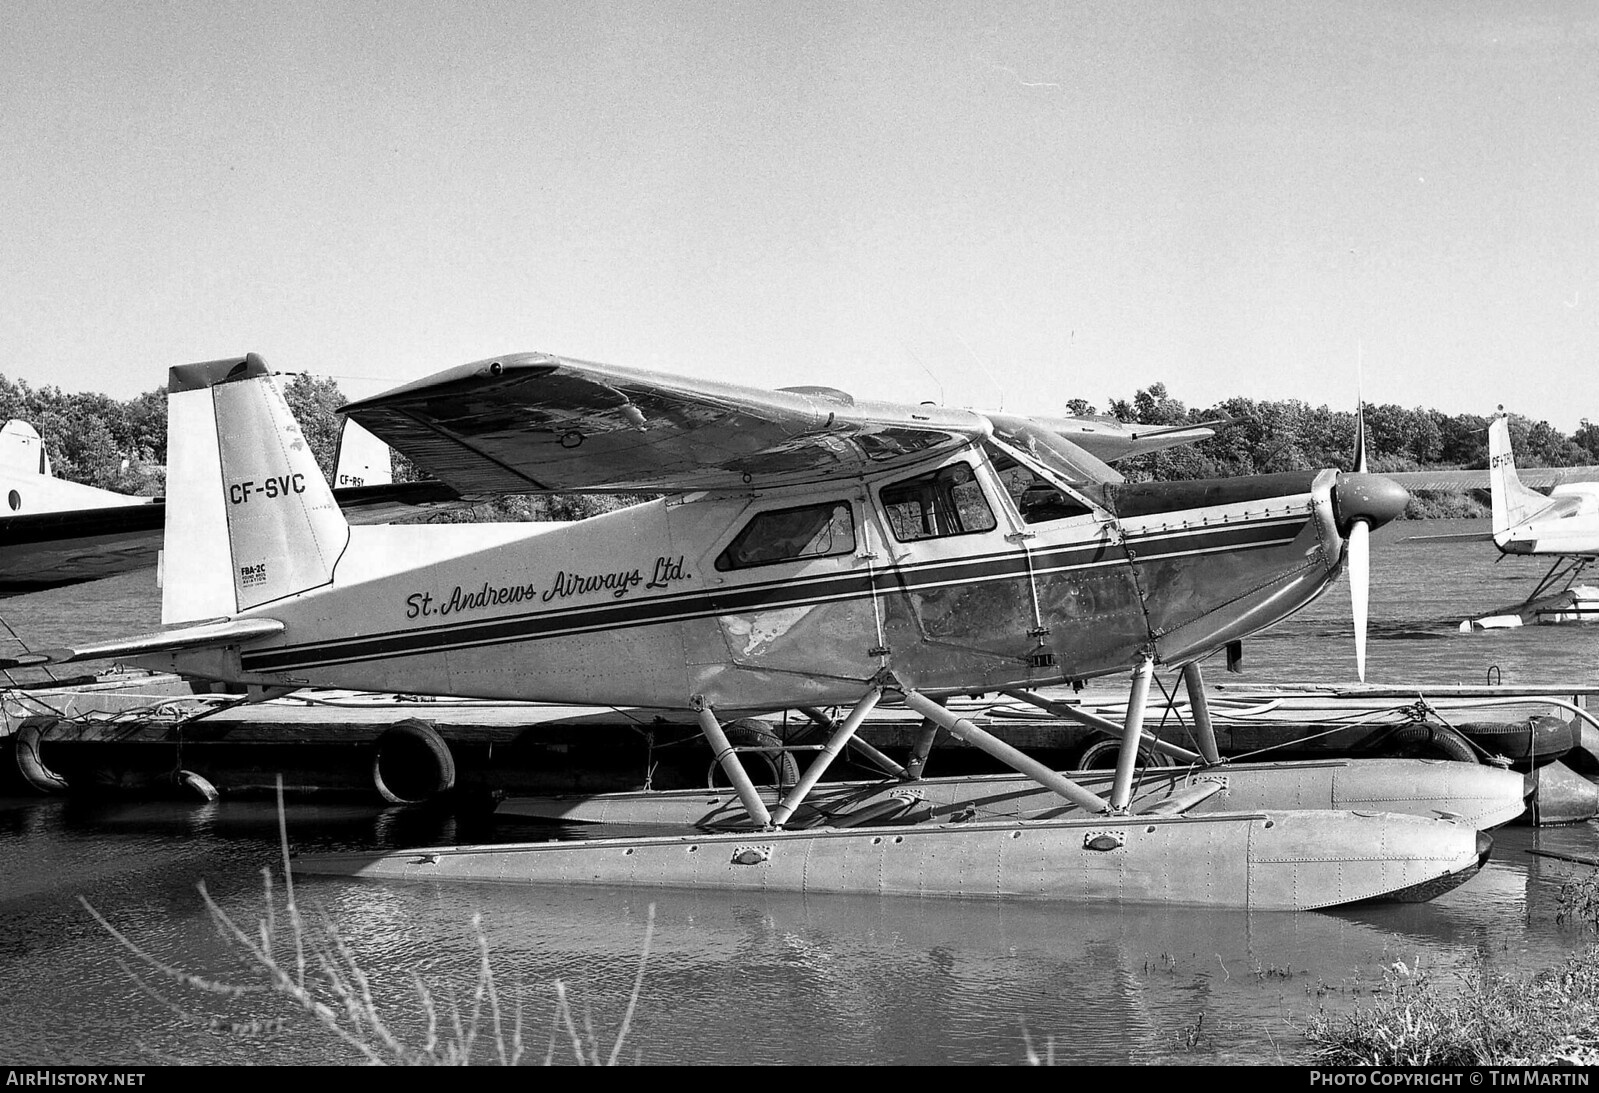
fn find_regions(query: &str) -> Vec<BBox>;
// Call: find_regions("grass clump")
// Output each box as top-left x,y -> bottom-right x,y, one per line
1304,950 -> 1599,1066
1557,868 -> 1599,932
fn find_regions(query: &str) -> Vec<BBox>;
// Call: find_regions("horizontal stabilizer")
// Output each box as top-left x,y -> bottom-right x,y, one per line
1387,468 -> 1599,492
1404,531 -> 1495,543
0,616 -> 284,669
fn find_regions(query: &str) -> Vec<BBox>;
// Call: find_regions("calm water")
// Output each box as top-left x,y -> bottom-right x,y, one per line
4,519 -> 1599,1066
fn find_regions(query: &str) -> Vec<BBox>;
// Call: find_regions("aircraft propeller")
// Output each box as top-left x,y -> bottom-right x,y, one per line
1332,402 -> 1409,681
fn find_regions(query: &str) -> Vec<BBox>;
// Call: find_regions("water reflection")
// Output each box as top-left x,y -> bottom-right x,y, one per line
4,793 -> 1599,1065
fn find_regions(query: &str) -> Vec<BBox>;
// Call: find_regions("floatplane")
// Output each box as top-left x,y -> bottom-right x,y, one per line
1390,412 -> 1599,630
0,352 -> 1527,910
1462,413 -> 1599,630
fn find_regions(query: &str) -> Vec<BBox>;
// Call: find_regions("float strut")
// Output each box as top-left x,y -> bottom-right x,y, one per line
998,688 -> 1201,766
905,700 -> 943,780
770,688 -> 882,827
799,707 -> 908,780
694,698 -> 772,828
1111,657 -> 1155,812
1181,663 -> 1224,766
899,691 -> 1107,813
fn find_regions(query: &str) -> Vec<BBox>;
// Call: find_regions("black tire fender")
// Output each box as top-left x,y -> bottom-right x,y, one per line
1379,723 -> 1479,764
708,718 -> 800,789
176,769 -> 219,802
14,716 -> 69,794
372,718 -> 456,805
1073,736 -> 1174,771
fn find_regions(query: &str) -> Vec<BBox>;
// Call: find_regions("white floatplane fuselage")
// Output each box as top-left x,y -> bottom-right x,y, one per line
165,466 -> 1350,713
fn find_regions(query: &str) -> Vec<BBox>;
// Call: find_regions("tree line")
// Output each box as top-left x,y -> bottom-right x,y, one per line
6,372 -> 1592,516
1088,383 -> 1599,483
0,372 -> 626,522
0,372 -> 347,497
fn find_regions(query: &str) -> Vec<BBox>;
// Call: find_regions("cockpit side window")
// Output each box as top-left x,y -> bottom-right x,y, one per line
985,444 -> 1094,524
715,501 -> 856,571
879,462 -> 997,542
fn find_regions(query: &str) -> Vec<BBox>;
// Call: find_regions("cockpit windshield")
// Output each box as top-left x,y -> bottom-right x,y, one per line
982,415 -> 1115,524
986,413 -> 1124,490
985,444 -> 1095,523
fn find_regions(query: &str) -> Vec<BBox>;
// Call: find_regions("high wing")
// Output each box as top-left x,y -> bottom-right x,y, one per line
1037,416 -> 1223,462
0,502 -> 165,590
340,353 -> 997,494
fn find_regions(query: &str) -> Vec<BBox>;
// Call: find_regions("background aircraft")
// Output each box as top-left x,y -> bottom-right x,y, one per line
1414,414 -> 1599,629
1387,413 -> 1599,628
0,417 -> 459,593
0,418 -> 157,514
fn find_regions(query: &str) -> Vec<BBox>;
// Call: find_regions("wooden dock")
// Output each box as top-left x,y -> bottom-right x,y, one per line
4,672 -> 1597,806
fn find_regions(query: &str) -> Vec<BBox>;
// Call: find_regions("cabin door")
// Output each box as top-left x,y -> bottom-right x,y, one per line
864,456 -> 1048,692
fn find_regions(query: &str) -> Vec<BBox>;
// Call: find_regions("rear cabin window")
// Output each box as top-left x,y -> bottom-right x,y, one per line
715,502 -> 856,571
880,462 -> 997,542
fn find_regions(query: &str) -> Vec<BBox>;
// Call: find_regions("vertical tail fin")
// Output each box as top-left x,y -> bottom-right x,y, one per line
333,417 -> 394,488
163,354 -> 349,624
0,420 -> 49,476
1488,413 -> 1550,543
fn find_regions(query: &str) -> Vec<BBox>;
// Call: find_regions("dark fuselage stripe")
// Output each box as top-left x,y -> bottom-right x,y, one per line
240,515 -> 1310,673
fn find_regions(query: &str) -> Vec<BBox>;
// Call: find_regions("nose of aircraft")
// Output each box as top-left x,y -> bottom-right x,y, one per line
1332,472 -> 1411,533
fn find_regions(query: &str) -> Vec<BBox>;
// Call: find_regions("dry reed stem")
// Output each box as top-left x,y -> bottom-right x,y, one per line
82,777 -> 656,1064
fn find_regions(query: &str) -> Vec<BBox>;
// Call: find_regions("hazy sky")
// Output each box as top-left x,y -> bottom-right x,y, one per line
4,2 -> 1596,429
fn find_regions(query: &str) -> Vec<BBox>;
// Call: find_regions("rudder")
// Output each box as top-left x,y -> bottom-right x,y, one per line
163,353 -> 349,623
1488,413 -> 1550,543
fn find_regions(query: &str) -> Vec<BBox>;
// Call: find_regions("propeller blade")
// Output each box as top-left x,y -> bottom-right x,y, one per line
1349,518 -> 1370,682
1334,472 -> 1405,682
1354,400 -> 1369,474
